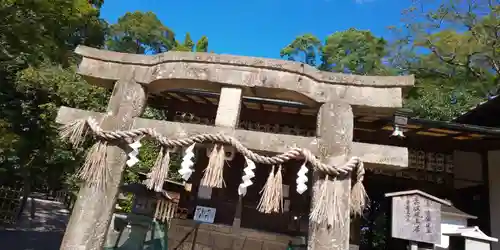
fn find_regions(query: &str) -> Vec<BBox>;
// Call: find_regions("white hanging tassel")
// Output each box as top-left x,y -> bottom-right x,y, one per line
296,160 -> 309,194
178,143 -> 196,181
126,139 -> 142,167
391,125 -> 405,138
238,156 -> 256,196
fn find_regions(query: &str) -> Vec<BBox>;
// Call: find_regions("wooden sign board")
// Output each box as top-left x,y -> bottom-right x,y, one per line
386,190 -> 451,245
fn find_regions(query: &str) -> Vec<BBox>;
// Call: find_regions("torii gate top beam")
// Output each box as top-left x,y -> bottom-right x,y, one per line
75,45 -> 413,116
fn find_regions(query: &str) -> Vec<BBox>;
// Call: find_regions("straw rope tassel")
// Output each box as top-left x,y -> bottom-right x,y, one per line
327,178 -> 343,228
310,175 -> 343,228
59,118 -> 369,224
59,119 -> 89,148
257,165 -> 283,214
154,199 -> 161,221
145,148 -> 171,192
77,141 -> 109,189
275,165 -> 284,213
201,144 -> 226,188
258,166 -> 275,213
350,161 -> 368,216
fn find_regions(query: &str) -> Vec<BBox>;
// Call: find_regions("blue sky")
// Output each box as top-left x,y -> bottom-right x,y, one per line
100,0 -> 410,59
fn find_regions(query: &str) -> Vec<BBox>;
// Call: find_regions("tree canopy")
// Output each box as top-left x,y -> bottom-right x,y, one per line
279,0 -> 498,121
390,0 -> 499,120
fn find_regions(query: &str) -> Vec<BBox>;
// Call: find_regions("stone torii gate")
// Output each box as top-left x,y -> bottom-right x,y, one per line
56,45 -> 413,250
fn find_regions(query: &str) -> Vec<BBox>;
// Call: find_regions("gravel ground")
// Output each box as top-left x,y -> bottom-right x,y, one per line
0,198 -> 69,250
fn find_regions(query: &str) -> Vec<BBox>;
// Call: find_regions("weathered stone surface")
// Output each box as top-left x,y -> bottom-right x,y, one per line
56,106 -> 409,169
308,101 -> 353,250
75,45 -> 413,114
215,87 -> 242,128
59,45 -> 414,250
60,74 -> 147,250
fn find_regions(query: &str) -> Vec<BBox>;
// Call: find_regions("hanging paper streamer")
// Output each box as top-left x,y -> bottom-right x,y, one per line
126,139 -> 142,167
178,143 -> 196,181
296,160 -> 309,194
59,116 -> 369,225
238,156 -> 256,196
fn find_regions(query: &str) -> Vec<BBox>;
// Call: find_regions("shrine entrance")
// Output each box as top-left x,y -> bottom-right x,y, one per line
353,116 -> 499,249
56,45 -> 413,250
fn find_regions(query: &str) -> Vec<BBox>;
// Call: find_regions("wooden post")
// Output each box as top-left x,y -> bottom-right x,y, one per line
308,101 -> 353,250
60,74 -> 147,250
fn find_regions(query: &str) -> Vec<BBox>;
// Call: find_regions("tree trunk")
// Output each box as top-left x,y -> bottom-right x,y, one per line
17,167 -> 31,220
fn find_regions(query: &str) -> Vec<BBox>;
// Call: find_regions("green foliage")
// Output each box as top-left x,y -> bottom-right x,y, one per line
280,30 -> 391,75
183,33 -> 195,51
117,193 -> 133,213
5,63 -> 110,189
280,34 -> 322,66
389,0 -> 499,120
106,11 -> 176,54
195,36 -> 209,52
321,28 -> 389,75
405,80 -> 484,121
0,0 -> 106,72
0,0 -> 108,191
172,34 -> 209,53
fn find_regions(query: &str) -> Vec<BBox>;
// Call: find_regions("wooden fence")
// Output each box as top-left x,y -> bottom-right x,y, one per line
0,186 -> 22,225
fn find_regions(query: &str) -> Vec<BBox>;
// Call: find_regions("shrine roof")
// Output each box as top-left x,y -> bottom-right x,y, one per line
385,189 -> 452,206
443,226 -> 498,242
381,117 -> 500,140
454,95 -> 500,127
149,88 -> 500,141
441,204 -> 477,219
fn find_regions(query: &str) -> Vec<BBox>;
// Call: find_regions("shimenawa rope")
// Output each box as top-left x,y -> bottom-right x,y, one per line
60,117 -> 367,225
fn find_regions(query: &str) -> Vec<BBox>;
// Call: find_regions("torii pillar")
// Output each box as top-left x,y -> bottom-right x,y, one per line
56,45 -> 413,250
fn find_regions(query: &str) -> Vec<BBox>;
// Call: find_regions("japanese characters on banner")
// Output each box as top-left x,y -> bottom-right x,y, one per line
373,150 -> 454,186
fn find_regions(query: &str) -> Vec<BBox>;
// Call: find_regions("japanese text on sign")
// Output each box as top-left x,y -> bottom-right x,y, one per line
391,194 -> 441,245
194,205 -> 216,224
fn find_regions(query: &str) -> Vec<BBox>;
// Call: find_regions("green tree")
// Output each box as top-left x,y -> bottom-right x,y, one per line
183,33 -> 195,51
0,0 -> 108,215
280,34 -> 322,66
106,11 -> 176,54
389,0 -> 499,120
172,33 -> 208,52
195,36 -> 209,52
280,30 -> 389,74
321,28 -> 389,75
